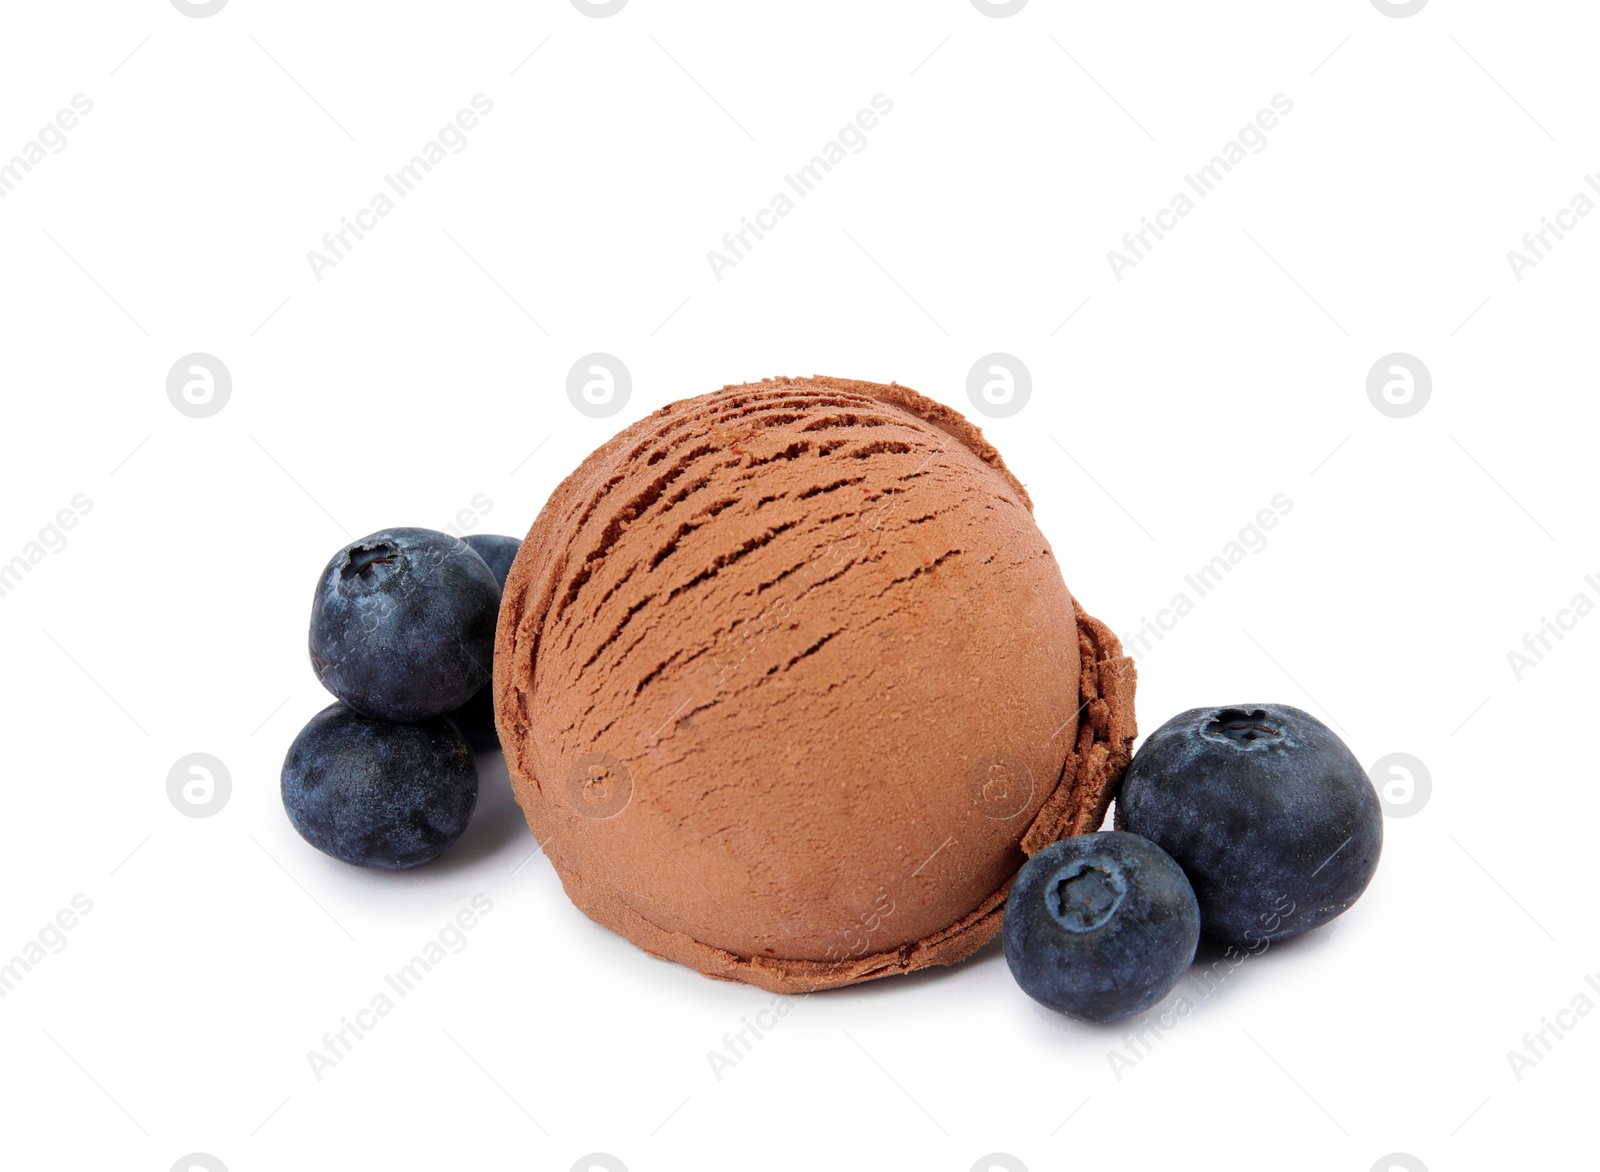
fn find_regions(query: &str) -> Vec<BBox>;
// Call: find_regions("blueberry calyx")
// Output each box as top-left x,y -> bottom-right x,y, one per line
1048,864 -> 1125,932
1202,707 -> 1285,747
341,542 -> 399,581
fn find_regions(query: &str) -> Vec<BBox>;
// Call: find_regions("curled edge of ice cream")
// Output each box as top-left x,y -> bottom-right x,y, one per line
494,376 -> 1137,993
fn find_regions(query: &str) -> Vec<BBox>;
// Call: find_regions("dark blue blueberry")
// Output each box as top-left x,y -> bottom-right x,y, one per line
448,681 -> 501,754
281,702 -> 478,869
450,535 -> 521,749
1115,704 -> 1382,945
1003,832 -> 1200,1023
462,534 -> 521,589
448,537 -> 521,755
309,528 -> 501,722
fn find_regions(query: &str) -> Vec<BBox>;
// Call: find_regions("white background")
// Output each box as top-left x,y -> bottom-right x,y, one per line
1,2 -> 1595,1170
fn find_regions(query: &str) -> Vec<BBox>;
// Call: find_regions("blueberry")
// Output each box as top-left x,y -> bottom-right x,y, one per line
1115,704 -> 1382,945
448,681 -> 501,754
1003,832 -> 1200,1023
462,533 -> 521,589
281,702 -> 478,869
450,535 -> 521,749
309,528 -> 501,722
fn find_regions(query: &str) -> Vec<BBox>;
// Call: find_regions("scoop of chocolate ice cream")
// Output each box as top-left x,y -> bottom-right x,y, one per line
495,376 -> 1135,992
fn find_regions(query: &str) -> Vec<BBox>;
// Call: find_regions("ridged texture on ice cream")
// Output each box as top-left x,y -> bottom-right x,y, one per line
495,376 -> 1135,992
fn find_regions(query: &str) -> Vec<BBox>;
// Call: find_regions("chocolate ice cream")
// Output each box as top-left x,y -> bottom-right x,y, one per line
495,376 -> 1135,992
